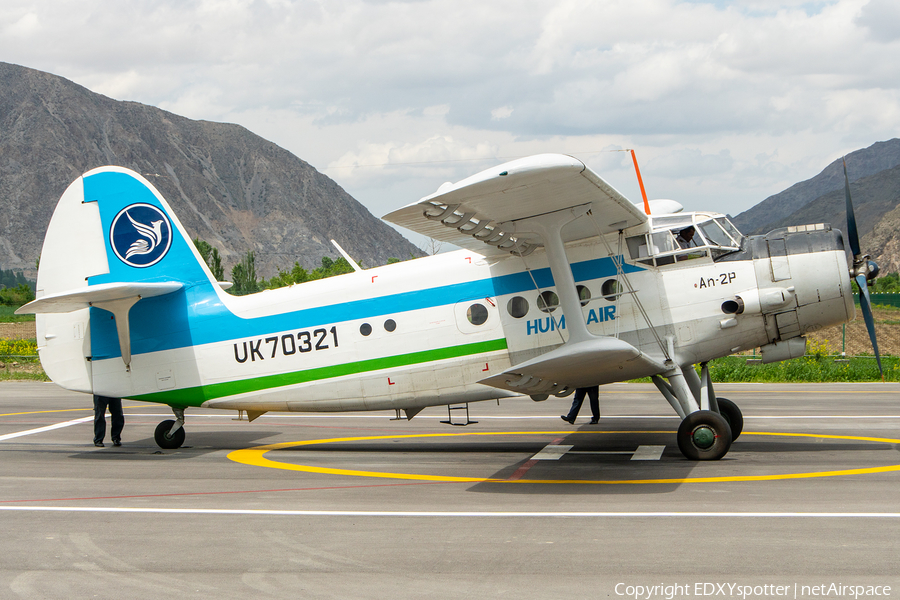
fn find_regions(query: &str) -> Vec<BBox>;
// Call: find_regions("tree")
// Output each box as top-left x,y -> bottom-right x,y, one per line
260,256 -> 357,290
193,238 -> 225,281
230,251 -> 259,295
0,283 -> 35,306
852,272 -> 900,294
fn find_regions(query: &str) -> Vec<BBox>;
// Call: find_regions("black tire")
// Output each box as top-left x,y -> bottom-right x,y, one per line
716,397 -> 743,441
677,410 -> 732,460
154,419 -> 185,449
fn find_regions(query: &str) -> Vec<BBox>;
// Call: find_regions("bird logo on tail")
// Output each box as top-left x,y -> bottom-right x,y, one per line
110,203 -> 173,268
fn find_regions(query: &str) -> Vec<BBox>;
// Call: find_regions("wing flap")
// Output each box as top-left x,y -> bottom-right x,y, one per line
479,337 -> 666,394
383,154 -> 648,257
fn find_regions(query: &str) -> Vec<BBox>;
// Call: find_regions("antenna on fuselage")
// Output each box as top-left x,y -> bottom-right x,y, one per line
630,149 -> 652,216
330,239 -> 363,272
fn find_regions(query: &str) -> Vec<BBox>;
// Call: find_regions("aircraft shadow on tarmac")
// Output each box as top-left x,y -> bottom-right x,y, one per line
66,429 -> 284,460
64,421 -> 900,497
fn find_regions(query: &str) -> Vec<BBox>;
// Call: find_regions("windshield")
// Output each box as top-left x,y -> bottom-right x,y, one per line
698,219 -> 738,248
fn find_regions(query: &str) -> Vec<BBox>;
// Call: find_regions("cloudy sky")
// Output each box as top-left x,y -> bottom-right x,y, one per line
3,0 -> 899,247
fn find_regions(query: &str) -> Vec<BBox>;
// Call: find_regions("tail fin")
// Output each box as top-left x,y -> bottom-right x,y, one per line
20,166 -> 219,391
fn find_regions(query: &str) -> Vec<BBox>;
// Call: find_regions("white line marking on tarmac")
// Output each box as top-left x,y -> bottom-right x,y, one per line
530,445 -> 573,460
533,444 -> 665,460
630,445 -> 666,460
0,416 -> 93,442
121,413 -> 900,420
1,507 -> 900,518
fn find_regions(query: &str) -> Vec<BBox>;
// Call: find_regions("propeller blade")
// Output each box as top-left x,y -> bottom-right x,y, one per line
855,273 -> 883,376
844,158 -> 861,258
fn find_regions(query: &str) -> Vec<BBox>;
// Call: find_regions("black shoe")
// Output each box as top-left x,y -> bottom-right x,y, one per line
94,441 -> 105,447
112,440 -> 122,447
589,419 -> 600,424
560,415 -> 574,424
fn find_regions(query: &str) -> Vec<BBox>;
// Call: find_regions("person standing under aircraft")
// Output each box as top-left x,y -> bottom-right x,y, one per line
561,386 -> 600,425
93,395 -> 124,447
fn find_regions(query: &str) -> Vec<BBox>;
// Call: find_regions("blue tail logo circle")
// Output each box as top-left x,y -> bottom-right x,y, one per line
110,203 -> 173,268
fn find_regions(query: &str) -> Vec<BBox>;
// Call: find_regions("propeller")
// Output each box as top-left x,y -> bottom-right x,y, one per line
843,158 -> 882,375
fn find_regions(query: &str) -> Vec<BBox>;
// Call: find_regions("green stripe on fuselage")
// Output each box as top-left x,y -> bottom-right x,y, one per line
129,338 -> 509,407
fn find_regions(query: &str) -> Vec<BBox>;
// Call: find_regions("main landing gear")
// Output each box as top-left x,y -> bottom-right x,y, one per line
652,361 -> 743,461
154,406 -> 186,449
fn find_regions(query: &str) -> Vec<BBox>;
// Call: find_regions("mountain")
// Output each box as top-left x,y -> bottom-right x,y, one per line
732,138 -> 900,235
732,138 -> 900,276
0,62 -> 424,280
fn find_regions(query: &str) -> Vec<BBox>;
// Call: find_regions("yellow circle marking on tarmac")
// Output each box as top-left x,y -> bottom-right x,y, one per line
0,405 -> 150,418
226,430 -> 900,484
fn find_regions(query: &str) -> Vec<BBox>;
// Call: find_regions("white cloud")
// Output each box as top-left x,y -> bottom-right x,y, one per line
491,106 -> 514,120
1,0 -> 898,232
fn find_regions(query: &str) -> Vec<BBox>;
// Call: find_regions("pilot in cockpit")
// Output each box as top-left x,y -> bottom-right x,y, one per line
675,226 -> 697,249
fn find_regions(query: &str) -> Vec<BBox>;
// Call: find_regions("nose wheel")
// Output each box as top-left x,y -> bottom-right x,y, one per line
677,410 -> 733,461
154,407 -> 186,449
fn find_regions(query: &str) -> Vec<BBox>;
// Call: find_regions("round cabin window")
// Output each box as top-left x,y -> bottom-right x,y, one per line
507,296 -> 529,318
467,303 -> 489,326
537,291 -> 559,313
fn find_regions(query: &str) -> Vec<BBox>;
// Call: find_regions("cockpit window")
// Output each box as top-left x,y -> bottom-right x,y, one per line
627,213 -> 744,266
698,220 -> 736,248
717,218 -> 743,244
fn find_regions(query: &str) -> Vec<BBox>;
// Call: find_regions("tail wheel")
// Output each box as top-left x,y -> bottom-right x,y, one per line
154,419 -> 185,449
716,397 -> 743,441
677,410 -> 732,461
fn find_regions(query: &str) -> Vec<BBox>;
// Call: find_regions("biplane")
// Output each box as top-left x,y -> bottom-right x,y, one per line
19,154 -> 880,459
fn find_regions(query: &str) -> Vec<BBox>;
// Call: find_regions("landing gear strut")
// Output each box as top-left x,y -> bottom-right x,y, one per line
652,361 -> 743,460
154,406 -> 186,449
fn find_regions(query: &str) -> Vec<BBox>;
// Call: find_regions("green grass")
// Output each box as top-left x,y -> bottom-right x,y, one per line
0,305 -> 33,323
632,354 -> 898,383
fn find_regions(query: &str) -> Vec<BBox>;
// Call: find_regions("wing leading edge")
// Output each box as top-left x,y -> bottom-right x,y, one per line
383,154 -> 648,258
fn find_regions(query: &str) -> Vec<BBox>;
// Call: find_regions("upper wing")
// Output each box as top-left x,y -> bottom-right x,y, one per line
478,337 -> 667,395
383,154 -> 648,257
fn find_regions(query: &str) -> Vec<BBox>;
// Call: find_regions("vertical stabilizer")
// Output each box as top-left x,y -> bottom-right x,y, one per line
26,167 -> 220,393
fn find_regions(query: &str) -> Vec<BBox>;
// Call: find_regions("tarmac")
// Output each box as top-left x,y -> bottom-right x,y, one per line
1,381 -> 899,599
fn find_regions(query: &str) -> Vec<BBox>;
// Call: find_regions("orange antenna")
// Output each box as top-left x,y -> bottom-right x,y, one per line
630,149 -> 651,215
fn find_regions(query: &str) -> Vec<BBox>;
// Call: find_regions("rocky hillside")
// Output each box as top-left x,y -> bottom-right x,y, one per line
0,62 -> 423,280
732,138 -> 900,235
732,138 -> 900,276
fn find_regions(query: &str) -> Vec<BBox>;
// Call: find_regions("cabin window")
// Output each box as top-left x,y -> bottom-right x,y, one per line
507,296 -> 529,318
467,303 -> 489,326
384,319 -> 397,332
359,323 -> 372,336
601,279 -> 623,301
576,285 -> 591,306
537,291 -> 559,313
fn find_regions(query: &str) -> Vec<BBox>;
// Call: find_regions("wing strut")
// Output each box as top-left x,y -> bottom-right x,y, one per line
503,204 -> 594,344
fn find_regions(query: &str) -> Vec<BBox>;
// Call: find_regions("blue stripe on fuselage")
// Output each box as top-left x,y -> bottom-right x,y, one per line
89,257 -> 642,360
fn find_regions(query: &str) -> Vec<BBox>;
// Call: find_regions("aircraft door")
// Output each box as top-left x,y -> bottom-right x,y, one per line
453,298 -> 501,335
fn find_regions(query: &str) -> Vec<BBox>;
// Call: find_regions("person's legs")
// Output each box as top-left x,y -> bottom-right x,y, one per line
587,386 -> 600,423
93,395 -> 108,445
563,388 -> 587,423
108,397 -> 124,444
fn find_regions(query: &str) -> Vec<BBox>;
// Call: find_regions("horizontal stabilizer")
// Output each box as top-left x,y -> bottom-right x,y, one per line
16,281 -> 183,315
479,337 -> 666,394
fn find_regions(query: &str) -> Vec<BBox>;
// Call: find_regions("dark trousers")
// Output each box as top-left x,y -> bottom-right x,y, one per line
565,386 -> 600,421
93,395 -> 124,444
